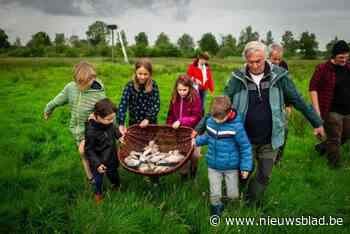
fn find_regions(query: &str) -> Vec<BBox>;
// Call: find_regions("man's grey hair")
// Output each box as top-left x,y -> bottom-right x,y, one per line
269,43 -> 284,57
243,41 -> 268,59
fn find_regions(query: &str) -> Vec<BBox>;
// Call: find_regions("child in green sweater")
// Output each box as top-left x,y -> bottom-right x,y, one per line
44,61 -> 106,183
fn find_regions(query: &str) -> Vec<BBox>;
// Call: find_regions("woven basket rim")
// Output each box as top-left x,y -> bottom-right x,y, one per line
118,124 -> 194,176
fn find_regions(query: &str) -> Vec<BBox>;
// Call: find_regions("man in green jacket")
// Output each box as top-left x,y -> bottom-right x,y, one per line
195,41 -> 325,205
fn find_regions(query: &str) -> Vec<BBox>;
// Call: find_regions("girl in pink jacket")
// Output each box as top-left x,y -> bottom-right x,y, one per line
166,75 -> 202,180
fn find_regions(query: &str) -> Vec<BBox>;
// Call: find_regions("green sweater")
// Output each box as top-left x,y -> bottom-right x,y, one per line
44,80 -> 106,144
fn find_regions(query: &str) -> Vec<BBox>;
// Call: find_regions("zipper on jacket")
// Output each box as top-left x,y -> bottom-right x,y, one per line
257,83 -> 263,101
75,91 -> 82,136
213,125 -> 218,169
232,73 -> 249,121
179,97 -> 183,120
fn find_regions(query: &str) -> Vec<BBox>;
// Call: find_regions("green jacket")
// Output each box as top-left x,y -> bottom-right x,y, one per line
44,80 -> 106,144
196,63 -> 323,150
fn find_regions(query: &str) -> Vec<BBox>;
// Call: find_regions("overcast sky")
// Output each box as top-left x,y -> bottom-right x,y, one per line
1,0 -> 349,49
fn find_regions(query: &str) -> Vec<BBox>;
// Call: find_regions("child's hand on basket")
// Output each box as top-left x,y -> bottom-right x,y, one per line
119,125 -> 127,136
97,164 -> 107,174
139,119 -> 149,128
240,171 -> 249,179
172,120 -> 181,129
191,130 -> 197,138
191,138 -> 196,147
119,136 -> 126,144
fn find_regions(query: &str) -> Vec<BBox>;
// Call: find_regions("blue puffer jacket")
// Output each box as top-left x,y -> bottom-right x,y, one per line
195,112 -> 253,171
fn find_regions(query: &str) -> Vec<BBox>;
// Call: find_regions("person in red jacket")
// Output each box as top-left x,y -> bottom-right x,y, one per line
187,52 -> 214,113
167,75 -> 202,180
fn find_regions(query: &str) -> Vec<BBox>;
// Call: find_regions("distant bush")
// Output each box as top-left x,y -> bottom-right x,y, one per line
6,47 -> 32,57
150,45 -> 181,57
96,43 -> 110,57
29,46 -> 48,57
64,47 -> 80,57
130,45 -> 151,57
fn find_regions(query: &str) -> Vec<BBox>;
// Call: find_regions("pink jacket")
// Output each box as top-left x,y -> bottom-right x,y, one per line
166,92 -> 202,128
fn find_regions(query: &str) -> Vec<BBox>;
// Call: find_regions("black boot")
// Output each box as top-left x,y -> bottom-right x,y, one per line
180,173 -> 189,182
210,203 -> 224,216
245,179 -> 266,206
315,142 -> 327,156
274,150 -> 283,165
327,153 -> 340,169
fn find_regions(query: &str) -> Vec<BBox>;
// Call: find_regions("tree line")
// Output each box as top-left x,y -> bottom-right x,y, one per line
0,21 -> 349,59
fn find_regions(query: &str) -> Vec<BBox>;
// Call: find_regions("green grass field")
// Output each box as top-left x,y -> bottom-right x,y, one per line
0,57 -> 349,234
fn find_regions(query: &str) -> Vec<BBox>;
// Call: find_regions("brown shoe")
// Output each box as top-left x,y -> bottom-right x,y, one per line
95,194 -> 103,204
327,153 -> 340,169
111,183 -> 120,191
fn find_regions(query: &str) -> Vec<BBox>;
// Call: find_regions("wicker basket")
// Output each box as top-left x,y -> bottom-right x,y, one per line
118,124 -> 194,176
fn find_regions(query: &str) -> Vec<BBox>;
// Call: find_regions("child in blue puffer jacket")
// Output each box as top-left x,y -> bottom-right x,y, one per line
194,96 -> 253,216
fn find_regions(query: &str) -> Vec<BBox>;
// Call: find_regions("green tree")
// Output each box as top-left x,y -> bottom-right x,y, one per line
27,31 -> 51,48
237,26 -> 259,53
131,45 -> 151,57
135,32 -> 149,47
54,33 -> 65,46
217,34 -> 237,57
198,33 -> 219,55
281,30 -> 298,57
155,32 -> 171,47
69,35 -> 80,47
86,21 -> 109,46
54,33 -> 66,54
177,33 -> 195,57
262,30 -> 274,46
14,37 -> 21,47
298,31 -> 319,59
153,32 -> 180,57
0,28 -> 10,49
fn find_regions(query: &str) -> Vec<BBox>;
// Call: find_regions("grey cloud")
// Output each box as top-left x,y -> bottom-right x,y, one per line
1,0 -> 350,17
0,0 -> 88,16
0,0 -> 192,20
257,0 -> 349,11
206,0 -> 350,12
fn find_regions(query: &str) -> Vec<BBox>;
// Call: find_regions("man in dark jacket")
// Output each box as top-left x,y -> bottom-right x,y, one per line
269,43 -> 289,71
268,43 -> 290,164
309,40 -> 350,168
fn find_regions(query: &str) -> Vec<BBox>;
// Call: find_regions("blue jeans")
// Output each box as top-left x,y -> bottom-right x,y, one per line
92,162 -> 119,195
199,90 -> 207,113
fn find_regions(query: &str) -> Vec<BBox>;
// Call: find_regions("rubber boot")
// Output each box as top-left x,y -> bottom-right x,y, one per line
210,203 -> 224,216
327,153 -> 340,169
315,142 -> 327,156
95,194 -> 103,204
245,179 -> 266,206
